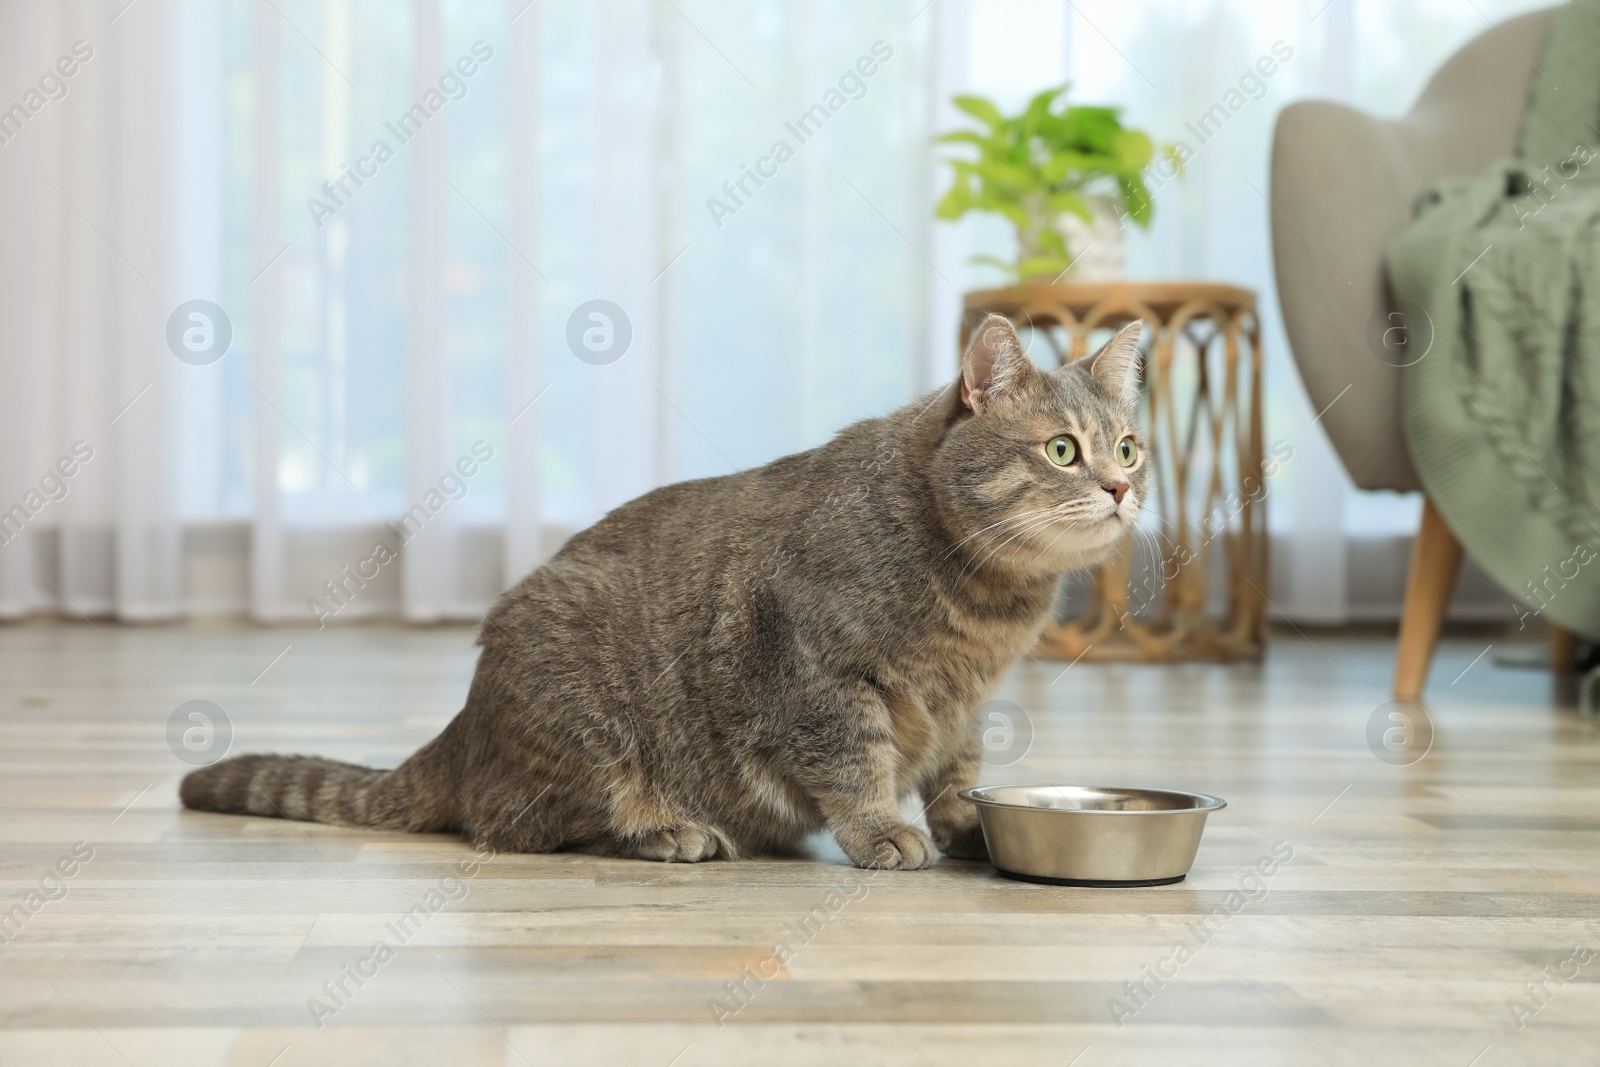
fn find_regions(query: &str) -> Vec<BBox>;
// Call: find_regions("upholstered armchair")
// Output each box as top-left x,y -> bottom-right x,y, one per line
1268,7 -> 1564,699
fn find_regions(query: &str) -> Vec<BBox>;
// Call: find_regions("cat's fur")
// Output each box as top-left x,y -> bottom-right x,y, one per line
181,316 -> 1148,869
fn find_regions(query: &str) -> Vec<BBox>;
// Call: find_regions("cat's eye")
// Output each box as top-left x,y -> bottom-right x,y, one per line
1046,435 -> 1078,466
1116,436 -> 1139,468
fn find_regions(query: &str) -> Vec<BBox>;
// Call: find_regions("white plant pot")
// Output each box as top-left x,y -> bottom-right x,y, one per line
1053,195 -> 1126,281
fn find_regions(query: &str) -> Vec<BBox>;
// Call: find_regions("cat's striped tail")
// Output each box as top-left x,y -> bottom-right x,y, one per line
179,739 -> 457,832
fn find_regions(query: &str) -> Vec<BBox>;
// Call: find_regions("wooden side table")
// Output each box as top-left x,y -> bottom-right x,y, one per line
962,282 -> 1267,662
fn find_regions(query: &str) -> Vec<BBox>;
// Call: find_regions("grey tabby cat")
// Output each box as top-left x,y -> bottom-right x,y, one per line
182,316 -> 1148,870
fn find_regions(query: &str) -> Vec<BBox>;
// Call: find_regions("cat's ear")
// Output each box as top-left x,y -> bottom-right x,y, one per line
961,314 -> 1036,413
1088,321 -> 1144,404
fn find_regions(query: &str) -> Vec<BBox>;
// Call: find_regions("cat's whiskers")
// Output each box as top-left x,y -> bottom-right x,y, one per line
1130,522 -> 1162,558
1136,513 -> 1201,569
1131,502 -> 1178,533
961,510 -> 1066,578
1018,496 -> 1148,569
941,507 -> 1055,562
1129,525 -> 1168,584
950,484 -> 1137,571
967,501 -> 1106,576
1026,516 -> 1088,568
1126,524 -> 1172,613
947,510 -> 1060,574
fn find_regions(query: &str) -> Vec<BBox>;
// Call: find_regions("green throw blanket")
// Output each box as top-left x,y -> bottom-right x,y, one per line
1388,0 -> 1600,639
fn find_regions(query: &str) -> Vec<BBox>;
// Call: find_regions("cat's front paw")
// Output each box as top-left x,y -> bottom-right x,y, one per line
930,820 -> 988,861
850,824 -> 935,870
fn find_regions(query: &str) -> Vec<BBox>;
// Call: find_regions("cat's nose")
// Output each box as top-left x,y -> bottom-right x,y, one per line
1102,481 -> 1129,504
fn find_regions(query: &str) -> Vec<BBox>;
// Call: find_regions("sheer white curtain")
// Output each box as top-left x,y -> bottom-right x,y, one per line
0,0 -> 942,623
0,0 -> 188,621
0,0 -> 1557,626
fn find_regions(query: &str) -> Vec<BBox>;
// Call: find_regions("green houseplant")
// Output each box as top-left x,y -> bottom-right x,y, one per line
935,85 -> 1180,282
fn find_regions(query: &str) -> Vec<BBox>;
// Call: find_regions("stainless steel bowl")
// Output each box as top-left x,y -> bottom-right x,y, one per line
960,785 -> 1227,887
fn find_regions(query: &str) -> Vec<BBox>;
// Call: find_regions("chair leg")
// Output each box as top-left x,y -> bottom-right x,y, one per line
1393,497 -> 1463,700
1551,625 -> 1578,671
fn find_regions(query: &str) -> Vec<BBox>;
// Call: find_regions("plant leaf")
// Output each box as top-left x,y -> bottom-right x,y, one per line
1019,84 -> 1066,136
1113,130 -> 1153,171
972,159 -> 1037,191
951,95 -> 1005,128
1117,175 -> 1153,227
1062,106 -> 1122,152
935,130 -> 990,148
934,184 -> 971,219
969,253 -> 1021,280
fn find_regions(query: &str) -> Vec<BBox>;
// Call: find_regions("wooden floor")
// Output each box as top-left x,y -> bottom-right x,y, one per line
1,620 -> 1598,1066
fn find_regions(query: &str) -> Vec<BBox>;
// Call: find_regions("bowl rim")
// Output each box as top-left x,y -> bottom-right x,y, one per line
959,784 -> 1228,815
